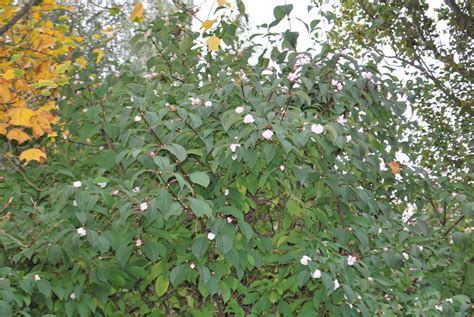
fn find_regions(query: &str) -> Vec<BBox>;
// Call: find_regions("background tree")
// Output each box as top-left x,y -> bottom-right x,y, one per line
318,0 -> 473,180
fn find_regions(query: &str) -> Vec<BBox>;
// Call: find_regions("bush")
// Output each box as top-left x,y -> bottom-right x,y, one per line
0,3 -> 472,316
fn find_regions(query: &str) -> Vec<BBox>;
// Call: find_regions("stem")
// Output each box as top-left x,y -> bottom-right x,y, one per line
444,215 -> 465,237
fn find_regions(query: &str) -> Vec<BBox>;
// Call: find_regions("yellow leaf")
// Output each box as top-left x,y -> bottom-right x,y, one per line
7,108 -> 35,127
207,36 -> 220,52
42,0 -> 55,10
55,61 -> 71,74
2,69 -> 15,80
0,123 -> 7,135
388,161 -> 401,174
130,2 -> 144,22
74,57 -> 87,69
217,0 -> 230,7
201,19 -> 216,31
0,85 -> 12,102
6,129 -> 30,144
36,79 -> 57,88
19,148 -> 47,163
93,48 -> 104,63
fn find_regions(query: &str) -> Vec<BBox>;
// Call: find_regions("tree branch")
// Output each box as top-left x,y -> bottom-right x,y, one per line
0,0 -> 35,36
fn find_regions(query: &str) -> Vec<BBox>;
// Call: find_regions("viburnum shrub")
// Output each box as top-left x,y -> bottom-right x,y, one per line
0,2 -> 472,316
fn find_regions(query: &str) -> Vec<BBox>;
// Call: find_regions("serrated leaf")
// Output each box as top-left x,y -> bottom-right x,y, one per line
217,233 -> 233,254
170,264 -> 187,287
165,143 -> 187,162
188,197 -> 213,218
192,237 -> 210,259
189,172 -> 210,188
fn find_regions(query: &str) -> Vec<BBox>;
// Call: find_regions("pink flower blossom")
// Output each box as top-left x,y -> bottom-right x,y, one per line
243,114 -> 255,124
262,129 -> 273,140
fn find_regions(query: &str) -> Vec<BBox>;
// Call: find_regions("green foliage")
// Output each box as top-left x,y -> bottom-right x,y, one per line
0,2 -> 472,316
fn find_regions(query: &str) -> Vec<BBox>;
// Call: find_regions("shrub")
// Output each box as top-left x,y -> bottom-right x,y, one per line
0,2 -> 472,316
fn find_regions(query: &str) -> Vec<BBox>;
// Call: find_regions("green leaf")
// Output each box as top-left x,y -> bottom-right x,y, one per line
189,172 -> 210,188
273,4 -> 293,21
164,144 -> 187,162
217,233 -> 233,254
154,189 -> 173,212
155,275 -> 170,297
170,264 -> 188,287
188,197 -> 213,218
192,237 -> 210,259
239,221 -> 254,241
36,280 -> 51,297
116,245 -> 133,267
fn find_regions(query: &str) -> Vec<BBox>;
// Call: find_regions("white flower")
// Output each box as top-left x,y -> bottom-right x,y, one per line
135,239 -> 143,247
341,49 -> 350,55
134,115 -> 142,122
262,129 -> 273,140
140,202 -> 148,211
34,274 -> 41,281
207,232 -> 216,240
384,294 -> 391,301
333,279 -> 340,290
190,263 -> 196,269
189,97 -> 201,106
346,135 -> 352,142
331,79 -> 338,87
73,181 -> 82,188
226,217 -> 233,224
363,71 -> 373,80
446,298 -> 453,303
451,192 -> 458,197
383,247 -> 388,251
300,255 -> 311,266
402,205 -> 415,223
72,200 -> 78,207
205,100 -> 213,107
378,228 -> 383,234
417,245 -> 423,252
77,227 -> 87,237
337,115 -> 346,125
132,187 -> 140,193
243,114 -> 255,124
368,276 -> 374,283
402,252 -> 409,261
347,255 -> 357,266
311,269 -> 321,279
235,106 -> 245,114
70,293 -> 76,300
336,82 -> 343,91
288,72 -> 298,82
296,53 -> 310,66
434,304 -> 443,312
229,144 -> 241,152
279,165 -> 285,171
97,182 -> 107,188
232,154 -> 238,160
311,124 -> 324,134
224,189 -> 229,196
